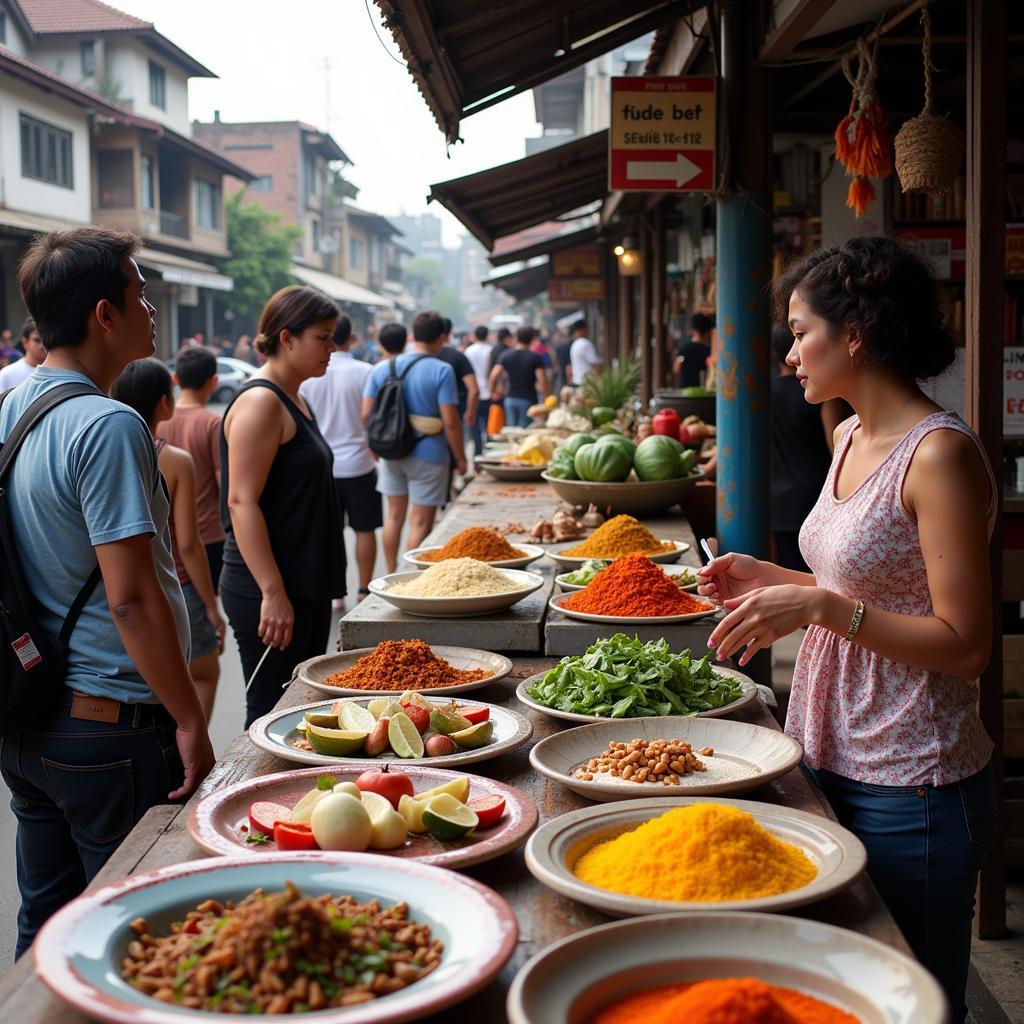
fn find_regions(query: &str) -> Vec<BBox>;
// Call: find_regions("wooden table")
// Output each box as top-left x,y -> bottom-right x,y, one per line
0,477 -> 911,1021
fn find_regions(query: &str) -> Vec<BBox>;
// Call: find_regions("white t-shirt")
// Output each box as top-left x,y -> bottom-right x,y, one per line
464,341 -> 493,400
0,359 -> 38,391
299,349 -> 376,478
570,337 -> 601,384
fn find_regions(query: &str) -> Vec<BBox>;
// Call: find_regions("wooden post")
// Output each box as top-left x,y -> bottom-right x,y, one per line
653,202 -> 667,393
640,219 -> 653,402
966,0 -> 1006,940
618,267 -> 632,367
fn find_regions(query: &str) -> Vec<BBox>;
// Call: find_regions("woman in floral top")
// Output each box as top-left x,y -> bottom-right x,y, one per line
699,236 -> 996,1023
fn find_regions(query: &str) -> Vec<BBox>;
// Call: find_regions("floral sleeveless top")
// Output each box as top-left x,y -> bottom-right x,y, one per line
788,412 -> 995,786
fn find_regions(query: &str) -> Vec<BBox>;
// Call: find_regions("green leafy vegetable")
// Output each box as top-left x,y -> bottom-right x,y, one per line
316,774 -> 338,791
244,831 -> 271,845
562,559 -> 611,586
525,634 -> 744,718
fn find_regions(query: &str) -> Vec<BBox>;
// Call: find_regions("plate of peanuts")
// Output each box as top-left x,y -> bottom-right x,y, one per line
528,717 -> 803,802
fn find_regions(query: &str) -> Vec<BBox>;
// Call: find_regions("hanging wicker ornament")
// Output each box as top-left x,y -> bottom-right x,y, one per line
834,38 -> 893,217
893,1 -> 964,195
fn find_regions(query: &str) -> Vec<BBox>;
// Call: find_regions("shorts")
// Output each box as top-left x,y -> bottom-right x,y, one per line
180,579 -> 220,659
376,455 -> 450,507
334,470 -> 383,532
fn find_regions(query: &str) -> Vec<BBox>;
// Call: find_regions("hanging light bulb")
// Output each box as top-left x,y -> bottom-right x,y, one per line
616,236 -> 643,276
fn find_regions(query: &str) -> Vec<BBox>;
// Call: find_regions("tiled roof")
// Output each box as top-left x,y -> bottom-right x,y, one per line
15,0 -> 150,34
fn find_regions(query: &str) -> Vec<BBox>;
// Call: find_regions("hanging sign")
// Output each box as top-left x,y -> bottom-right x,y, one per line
609,76 -> 716,192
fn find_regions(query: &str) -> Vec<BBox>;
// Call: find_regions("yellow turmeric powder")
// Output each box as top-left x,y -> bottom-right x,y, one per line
572,803 -> 817,902
562,515 -> 676,559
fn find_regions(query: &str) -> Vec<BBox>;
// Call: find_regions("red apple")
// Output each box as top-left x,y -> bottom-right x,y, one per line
355,764 -> 415,809
461,706 -> 490,725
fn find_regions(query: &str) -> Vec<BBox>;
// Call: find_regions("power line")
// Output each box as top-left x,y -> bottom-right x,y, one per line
364,0 -> 407,68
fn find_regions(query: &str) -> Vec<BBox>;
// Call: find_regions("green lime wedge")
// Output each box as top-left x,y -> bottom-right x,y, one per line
339,701 -> 377,733
306,724 -> 369,757
388,712 -> 425,758
449,721 -> 494,750
421,793 -> 479,841
304,712 -> 339,729
429,709 -> 472,735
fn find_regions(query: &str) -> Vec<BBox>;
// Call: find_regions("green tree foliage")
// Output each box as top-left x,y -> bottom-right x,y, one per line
221,190 -> 302,322
404,257 -> 443,290
432,285 -> 464,324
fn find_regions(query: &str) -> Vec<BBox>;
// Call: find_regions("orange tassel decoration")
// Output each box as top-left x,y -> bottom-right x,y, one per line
834,38 -> 892,216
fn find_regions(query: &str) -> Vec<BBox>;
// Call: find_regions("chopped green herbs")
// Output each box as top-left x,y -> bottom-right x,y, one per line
562,559 -> 611,586
316,774 -> 338,791
244,831 -> 271,845
526,633 -> 744,718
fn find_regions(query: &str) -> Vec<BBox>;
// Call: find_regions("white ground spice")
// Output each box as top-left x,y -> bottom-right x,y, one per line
389,557 -> 528,597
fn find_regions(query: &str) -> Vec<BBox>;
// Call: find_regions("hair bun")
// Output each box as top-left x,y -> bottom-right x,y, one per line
252,332 -> 271,355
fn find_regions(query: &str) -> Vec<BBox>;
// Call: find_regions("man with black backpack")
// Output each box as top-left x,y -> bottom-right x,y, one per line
362,313 -> 465,572
0,228 -> 214,957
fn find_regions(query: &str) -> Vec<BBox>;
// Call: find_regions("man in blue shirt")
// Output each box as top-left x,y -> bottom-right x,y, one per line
0,227 -> 214,957
362,312 -> 466,571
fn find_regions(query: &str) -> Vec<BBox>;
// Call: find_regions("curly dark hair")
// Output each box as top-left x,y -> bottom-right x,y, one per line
776,236 -> 955,381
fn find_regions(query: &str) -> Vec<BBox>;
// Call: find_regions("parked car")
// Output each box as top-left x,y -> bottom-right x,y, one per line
165,355 -> 256,403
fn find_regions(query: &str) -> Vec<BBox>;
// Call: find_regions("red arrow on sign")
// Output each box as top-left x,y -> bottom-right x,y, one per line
626,153 -> 701,188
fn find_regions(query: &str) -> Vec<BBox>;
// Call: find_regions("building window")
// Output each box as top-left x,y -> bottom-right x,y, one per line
303,150 -> 319,198
249,175 -> 273,192
20,114 -> 73,189
194,178 -> 220,229
369,237 -> 382,275
148,61 -> 166,109
348,236 -> 364,270
312,218 -> 321,254
97,149 -> 134,208
80,41 -> 96,76
140,154 -> 155,209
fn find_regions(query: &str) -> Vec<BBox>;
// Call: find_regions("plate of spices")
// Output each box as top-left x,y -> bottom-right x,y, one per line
404,527 -> 545,569
369,560 -> 545,617
506,912 -> 947,1024
556,561 -> 700,593
524,796 -> 866,918
249,694 -> 533,769
528,717 -> 803,802
297,640 -> 514,698
544,515 -> 690,571
547,555 -> 718,624
188,764 -> 538,869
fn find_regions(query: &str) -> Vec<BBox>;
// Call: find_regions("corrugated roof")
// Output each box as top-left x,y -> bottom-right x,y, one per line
373,0 -> 693,144
488,224 -> 600,268
481,261 -> 549,301
428,131 -> 608,250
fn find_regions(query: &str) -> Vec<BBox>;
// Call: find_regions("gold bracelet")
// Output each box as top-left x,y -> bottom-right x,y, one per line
844,599 -> 865,641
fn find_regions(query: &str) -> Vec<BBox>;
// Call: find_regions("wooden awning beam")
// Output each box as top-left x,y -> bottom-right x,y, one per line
759,0 -> 844,63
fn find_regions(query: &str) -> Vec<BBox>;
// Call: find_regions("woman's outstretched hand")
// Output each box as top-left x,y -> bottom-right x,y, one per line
697,540 -> 773,603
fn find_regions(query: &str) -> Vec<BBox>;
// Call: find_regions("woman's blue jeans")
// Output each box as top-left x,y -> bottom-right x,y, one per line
504,397 -> 532,428
807,762 -> 996,1024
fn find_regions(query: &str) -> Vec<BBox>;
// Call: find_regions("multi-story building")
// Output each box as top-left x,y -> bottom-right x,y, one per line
0,0 -> 254,355
193,117 -> 399,330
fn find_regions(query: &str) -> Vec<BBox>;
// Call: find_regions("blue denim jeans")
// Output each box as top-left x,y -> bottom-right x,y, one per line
472,398 -> 490,456
504,396 -> 532,428
808,762 -> 996,1023
0,692 -> 184,958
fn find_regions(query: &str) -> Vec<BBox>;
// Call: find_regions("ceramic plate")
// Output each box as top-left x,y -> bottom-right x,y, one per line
515,667 -> 759,724
34,853 -> 518,1024
547,590 -> 717,625
297,645 -> 514,698
528,716 -> 803,802
367,569 -> 545,617
188,765 -> 538,868
473,460 -> 547,482
506,911 -> 948,1024
249,696 -> 533,769
524,795 -> 866,917
555,563 -> 700,593
544,539 -> 690,571
402,542 -> 545,570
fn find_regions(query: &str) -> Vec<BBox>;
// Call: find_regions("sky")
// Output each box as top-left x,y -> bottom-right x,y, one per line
114,0 -> 542,245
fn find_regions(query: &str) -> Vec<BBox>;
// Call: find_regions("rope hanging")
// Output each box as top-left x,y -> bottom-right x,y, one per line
893,0 -> 965,195
833,37 -> 893,217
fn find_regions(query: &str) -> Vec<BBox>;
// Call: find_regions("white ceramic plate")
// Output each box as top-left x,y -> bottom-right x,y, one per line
545,539 -> 690,571
529,716 -> 802,802
473,460 -> 547,482
524,795 -> 867,917
249,696 -> 533,769
403,542 -> 545,570
297,645 -> 514,698
555,563 -> 700,592
506,911 -> 948,1024
515,666 -> 759,724
548,589 -> 718,625
33,853 -> 518,1024
367,569 -> 545,617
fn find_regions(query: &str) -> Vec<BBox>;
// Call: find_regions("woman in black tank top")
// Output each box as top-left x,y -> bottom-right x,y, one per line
219,286 -> 344,726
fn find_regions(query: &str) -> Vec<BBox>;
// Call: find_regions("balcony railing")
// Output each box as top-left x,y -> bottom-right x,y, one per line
159,210 -> 189,239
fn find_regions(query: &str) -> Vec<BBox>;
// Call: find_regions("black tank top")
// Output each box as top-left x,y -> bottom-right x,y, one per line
219,379 -> 344,601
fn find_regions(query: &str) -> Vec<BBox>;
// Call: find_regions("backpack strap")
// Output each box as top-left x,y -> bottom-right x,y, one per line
396,354 -> 428,381
0,382 -> 104,641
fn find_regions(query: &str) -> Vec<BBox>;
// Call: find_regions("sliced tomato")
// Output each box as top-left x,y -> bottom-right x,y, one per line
249,800 -> 292,836
461,707 -> 490,725
273,820 -> 319,850
468,794 -> 505,830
